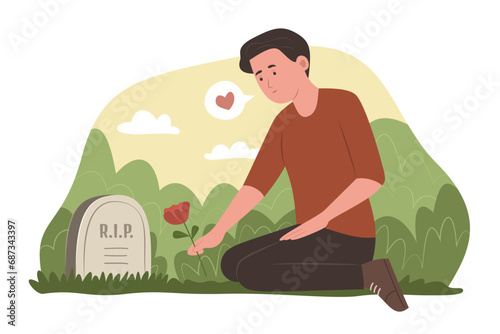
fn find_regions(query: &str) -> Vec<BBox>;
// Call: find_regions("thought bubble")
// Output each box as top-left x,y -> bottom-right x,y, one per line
204,81 -> 253,120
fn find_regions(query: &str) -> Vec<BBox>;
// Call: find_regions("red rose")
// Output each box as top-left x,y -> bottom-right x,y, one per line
162,201 -> 207,276
164,202 -> 190,225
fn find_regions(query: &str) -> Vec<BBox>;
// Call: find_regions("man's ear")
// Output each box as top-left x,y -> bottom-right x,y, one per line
296,55 -> 309,72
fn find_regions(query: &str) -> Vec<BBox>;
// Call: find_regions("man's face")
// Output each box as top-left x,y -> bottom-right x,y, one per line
249,48 -> 308,103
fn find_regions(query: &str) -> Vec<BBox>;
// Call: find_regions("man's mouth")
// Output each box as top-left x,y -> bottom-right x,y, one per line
272,89 -> 278,93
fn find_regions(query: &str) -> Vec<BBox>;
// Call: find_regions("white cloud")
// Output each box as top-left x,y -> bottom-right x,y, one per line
117,110 -> 180,135
205,142 -> 259,160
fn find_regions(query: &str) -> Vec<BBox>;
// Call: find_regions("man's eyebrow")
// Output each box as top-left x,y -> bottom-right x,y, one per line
255,64 -> 276,76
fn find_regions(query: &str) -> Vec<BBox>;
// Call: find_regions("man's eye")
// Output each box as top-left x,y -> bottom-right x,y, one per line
273,71 -> 276,75
259,77 -> 263,81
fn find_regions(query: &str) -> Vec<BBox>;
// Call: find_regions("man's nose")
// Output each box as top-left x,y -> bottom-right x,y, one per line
267,78 -> 273,88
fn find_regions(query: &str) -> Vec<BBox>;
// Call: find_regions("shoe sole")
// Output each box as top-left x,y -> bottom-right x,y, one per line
381,258 -> 409,311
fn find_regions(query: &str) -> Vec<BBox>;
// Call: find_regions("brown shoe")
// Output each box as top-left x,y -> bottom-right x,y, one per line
362,259 -> 409,312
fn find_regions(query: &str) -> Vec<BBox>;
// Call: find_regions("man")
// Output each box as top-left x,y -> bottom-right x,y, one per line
188,28 -> 408,311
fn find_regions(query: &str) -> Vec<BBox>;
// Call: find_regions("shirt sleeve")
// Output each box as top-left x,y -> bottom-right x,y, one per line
338,91 -> 385,185
243,114 -> 285,196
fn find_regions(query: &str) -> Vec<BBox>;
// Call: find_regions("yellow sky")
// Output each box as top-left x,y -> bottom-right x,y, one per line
92,46 -> 406,203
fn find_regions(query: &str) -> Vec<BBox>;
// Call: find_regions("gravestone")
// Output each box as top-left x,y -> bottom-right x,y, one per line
65,195 -> 151,278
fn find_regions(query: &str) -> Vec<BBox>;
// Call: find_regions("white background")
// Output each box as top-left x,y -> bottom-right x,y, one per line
1,0 -> 499,333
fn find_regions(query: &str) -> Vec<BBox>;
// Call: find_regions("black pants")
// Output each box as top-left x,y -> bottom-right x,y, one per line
221,225 -> 375,291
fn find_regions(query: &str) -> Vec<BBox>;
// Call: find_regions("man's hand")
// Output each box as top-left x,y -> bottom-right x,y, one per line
279,215 -> 329,241
187,229 -> 225,255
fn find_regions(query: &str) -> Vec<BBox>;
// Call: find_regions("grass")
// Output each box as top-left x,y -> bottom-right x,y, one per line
29,270 -> 170,294
30,271 -> 462,296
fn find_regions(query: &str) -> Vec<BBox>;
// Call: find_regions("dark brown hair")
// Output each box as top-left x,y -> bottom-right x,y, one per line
239,28 -> 310,77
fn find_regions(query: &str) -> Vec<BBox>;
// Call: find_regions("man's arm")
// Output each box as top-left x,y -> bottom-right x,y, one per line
188,114 -> 285,255
211,185 -> 264,235
188,185 -> 263,255
280,178 -> 382,240
281,91 -> 385,241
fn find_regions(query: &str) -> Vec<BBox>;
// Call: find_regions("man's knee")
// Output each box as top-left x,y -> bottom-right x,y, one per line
236,255 -> 272,291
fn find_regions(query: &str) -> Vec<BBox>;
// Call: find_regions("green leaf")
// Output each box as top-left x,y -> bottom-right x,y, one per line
191,225 -> 199,238
173,231 -> 188,239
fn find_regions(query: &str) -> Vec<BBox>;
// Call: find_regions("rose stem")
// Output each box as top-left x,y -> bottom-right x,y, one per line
184,223 -> 208,277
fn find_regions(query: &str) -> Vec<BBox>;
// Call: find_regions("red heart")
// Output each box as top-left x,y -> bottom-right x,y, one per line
216,92 -> 234,110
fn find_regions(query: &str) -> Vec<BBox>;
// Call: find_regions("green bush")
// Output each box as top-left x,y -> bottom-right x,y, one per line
40,208 -> 72,276
374,183 -> 470,285
150,233 -> 168,276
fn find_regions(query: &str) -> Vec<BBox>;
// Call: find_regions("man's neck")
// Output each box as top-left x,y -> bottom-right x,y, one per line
292,79 -> 319,117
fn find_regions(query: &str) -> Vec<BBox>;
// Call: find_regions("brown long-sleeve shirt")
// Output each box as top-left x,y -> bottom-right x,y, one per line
243,88 -> 385,238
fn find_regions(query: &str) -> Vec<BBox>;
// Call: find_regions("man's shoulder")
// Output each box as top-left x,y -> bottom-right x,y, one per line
320,89 -> 362,113
320,88 -> 359,100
